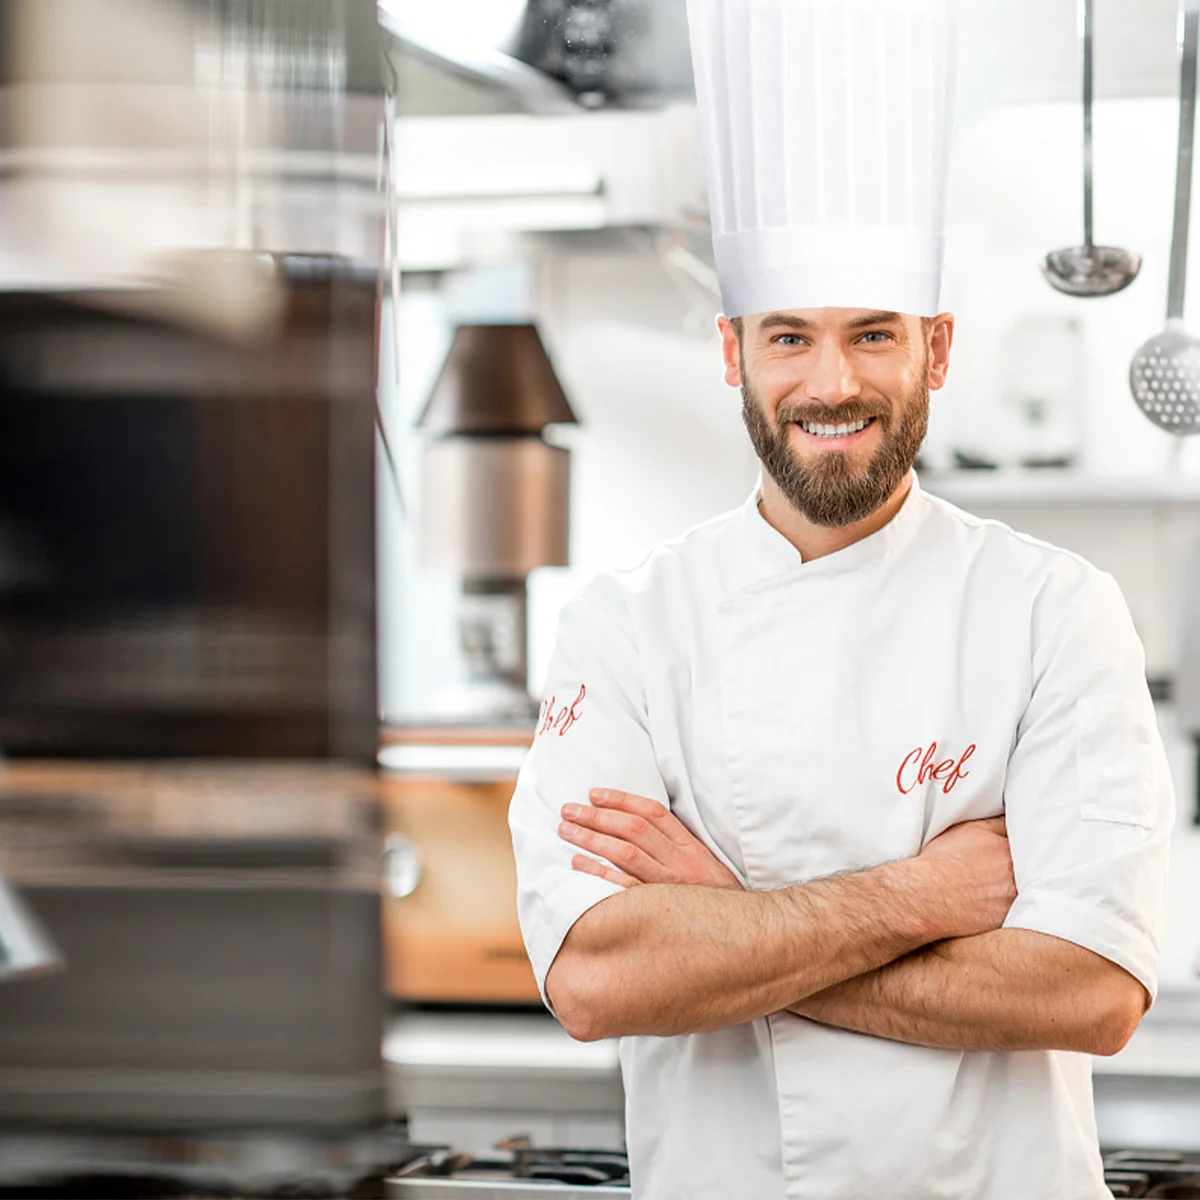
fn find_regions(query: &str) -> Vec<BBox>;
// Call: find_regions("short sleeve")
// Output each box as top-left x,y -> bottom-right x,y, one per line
1002,570 -> 1174,1001
509,578 -> 669,1007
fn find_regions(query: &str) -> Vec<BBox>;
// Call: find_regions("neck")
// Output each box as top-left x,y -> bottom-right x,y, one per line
758,471 -> 914,563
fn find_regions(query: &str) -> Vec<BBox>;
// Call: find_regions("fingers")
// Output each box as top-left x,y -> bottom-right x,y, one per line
570,853 -> 638,889
588,788 -> 668,819
585,788 -> 701,851
559,819 -> 669,883
562,800 -> 677,861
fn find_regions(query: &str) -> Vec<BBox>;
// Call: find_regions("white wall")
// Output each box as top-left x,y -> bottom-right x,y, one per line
382,94 -> 1200,705
937,97 -> 1200,479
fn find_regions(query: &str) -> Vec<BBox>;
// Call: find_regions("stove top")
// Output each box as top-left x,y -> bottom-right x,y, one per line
1103,1150 -> 1200,1197
388,1147 -> 631,1198
389,1145 -> 1200,1198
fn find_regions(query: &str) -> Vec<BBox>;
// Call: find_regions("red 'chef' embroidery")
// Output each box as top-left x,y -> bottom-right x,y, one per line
896,741 -> 976,796
537,684 -> 586,738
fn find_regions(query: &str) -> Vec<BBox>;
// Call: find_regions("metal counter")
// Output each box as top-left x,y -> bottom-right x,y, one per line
385,1011 -> 624,1153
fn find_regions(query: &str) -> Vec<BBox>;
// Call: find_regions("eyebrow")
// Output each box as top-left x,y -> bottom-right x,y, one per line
845,310 -> 905,330
755,310 -> 905,334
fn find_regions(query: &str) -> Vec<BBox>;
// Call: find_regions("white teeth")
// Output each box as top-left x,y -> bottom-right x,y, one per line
799,418 -> 871,439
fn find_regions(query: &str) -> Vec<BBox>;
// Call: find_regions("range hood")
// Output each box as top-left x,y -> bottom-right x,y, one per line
381,0 -> 1194,124
377,0 -> 695,114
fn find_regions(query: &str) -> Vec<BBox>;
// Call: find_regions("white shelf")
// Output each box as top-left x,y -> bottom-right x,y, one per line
378,742 -> 528,780
924,471 -> 1200,506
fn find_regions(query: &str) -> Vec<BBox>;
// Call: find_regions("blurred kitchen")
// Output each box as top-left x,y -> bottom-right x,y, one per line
3,0 -> 1200,1195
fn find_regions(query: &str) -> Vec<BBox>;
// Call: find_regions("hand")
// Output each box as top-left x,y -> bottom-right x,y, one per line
916,816 -> 1017,940
559,788 -> 743,890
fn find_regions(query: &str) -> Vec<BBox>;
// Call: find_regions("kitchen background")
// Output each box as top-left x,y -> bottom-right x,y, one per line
1,0 -> 1200,1195
375,0 -> 1200,1183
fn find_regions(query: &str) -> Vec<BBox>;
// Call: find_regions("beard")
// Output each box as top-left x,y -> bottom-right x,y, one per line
741,365 -> 930,529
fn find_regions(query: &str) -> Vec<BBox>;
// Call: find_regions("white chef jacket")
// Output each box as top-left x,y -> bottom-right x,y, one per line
509,474 -> 1173,1200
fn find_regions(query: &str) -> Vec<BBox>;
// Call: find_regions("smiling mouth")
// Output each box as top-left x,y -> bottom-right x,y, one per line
795,417 -> 876,440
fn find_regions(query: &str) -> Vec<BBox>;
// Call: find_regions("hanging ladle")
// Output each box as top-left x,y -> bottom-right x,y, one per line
1042,0 -> 1143,297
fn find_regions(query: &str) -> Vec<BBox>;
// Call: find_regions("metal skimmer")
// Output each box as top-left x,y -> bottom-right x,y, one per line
1130,0 -> 1200,432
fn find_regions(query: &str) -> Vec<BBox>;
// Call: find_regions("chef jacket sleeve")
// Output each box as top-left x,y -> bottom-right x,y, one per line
1002,569 -> 1174,1001
509,576 -> 670,1006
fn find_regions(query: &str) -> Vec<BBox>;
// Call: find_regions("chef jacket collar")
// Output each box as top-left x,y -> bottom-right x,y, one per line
736,470 -> 928,593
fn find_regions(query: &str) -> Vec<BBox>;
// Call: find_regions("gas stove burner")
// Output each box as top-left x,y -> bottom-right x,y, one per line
512,1149 -> 629,1187
391,1146 -> 632,1196
1103,1150 -> 1200,1197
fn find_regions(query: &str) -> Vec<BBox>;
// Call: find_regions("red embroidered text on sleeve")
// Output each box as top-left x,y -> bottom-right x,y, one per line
537,683 -> 586,738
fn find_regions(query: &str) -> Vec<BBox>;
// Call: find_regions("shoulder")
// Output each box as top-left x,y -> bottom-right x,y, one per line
562,503 -> 745,625
917,490 -> 1132,646
920,490 -> 1110,595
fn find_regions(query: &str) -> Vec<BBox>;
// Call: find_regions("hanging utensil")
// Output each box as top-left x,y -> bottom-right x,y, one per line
1130,0 -> 1200,433
1042,0 -> 1143,297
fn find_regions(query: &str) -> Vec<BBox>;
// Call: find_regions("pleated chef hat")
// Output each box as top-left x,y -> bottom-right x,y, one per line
686,0 -> 958,319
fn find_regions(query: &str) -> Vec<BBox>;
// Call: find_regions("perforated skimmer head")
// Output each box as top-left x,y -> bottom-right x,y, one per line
1129,325 -> 1200,433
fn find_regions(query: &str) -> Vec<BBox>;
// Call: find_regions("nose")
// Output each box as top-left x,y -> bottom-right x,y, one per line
804,340 -> 862,406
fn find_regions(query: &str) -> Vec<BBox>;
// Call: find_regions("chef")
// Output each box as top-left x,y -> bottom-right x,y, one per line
508,0 -> 1174,1197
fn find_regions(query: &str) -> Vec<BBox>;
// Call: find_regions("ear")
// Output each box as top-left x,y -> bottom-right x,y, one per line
926,313 -> 955,391
717,315 -> 743,388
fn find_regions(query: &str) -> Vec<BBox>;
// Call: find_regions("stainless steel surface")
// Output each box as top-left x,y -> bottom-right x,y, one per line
390,1145 -> 630,1198
384,1012 -> 623,1151
0,1124 -> 413,1194
389,1182 -> 629,1198
0,872 -> 60,982
378,0 -> 694,114
417,325 -> 579,438
0,262 -> 379,760
1169,4 -> 1200,328
1130,0 -> 1200,433
385,831 -> 424,899
378,0 -> 583,115
419,440 -> 570,577
0,763 -> 385,1132
1041,0 -> 1142,297
385,1012 -> 622,1113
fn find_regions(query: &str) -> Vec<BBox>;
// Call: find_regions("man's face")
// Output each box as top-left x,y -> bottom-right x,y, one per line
722,308 -> 954,528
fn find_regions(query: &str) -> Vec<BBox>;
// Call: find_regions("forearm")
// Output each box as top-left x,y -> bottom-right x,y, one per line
547,858 -> 945,1040
791,928 -> 1148,1055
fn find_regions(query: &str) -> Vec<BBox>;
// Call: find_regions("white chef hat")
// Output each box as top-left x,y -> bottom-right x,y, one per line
686,0 -> 958,319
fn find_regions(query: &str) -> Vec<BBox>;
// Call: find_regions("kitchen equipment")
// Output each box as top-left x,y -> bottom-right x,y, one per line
1103,1150 -> 1200,1197
0,261 -> 378,759
0,872 -> 60,983
0,762 -> 393,1194
0,259 -> 390,1194
391,1145 -> 632,1198
1042,0 -> 1142,297
1130,0 -> 1200,433
386,1144 -> 1200,1196
997,315 -> 1085,467
380,728 -> 540,1004
416,323 -> 577,725
377,0 -> 695,113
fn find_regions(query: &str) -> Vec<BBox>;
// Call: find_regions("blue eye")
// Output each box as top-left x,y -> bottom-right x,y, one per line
775,334 -> 806,346
860,331 -> 891,344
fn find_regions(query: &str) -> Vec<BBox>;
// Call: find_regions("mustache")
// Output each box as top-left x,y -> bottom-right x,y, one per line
776,401 -> 892,426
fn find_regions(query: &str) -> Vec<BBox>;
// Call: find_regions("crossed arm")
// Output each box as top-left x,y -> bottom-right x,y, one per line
546,789 -> 1147,1054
